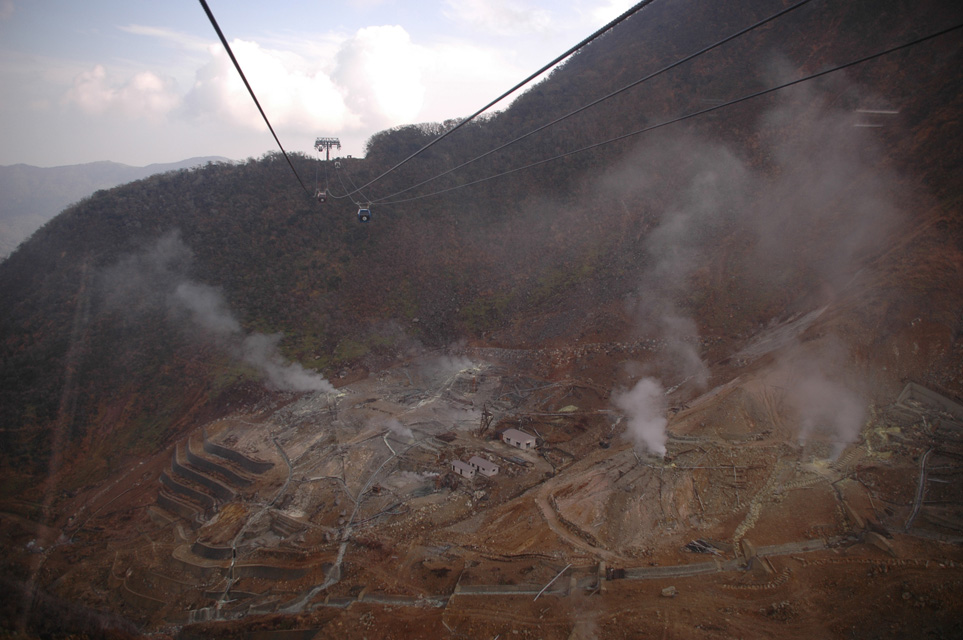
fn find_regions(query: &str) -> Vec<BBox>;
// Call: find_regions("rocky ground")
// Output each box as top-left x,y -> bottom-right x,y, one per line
2,301 -> 963,639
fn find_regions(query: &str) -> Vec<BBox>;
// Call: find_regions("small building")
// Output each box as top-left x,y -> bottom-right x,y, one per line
501,428 -> 536,450
451,460 -> 475,478
468,455 -> 499,477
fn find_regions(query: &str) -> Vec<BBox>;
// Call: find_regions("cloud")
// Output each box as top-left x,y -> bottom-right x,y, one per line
443,0 -> 553,36
585,0 -> 641,25
332,25 -> 426,127
420,40 -> 524,117
183,39 -> 355,132
45,15 -> 553,161
183,26 -> 430,134
0,0 -> 13,21
65,65 -> 180,121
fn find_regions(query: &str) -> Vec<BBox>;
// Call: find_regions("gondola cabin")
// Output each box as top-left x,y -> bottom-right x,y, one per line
357,207 -> 372,223
316,189 -> 327,203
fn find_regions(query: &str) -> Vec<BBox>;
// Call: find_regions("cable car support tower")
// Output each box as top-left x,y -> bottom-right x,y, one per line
314,137 -> 340,203
315,137 -> 341,162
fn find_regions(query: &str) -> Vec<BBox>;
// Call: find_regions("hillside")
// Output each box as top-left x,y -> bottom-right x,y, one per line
1,0 -> 962,637
0,156 -> 231,258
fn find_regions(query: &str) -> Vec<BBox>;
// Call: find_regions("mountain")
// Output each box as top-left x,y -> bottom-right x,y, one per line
0,157 -> 232,258
1,0 -> 962,637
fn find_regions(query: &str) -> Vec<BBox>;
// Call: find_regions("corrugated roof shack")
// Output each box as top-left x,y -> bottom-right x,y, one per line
501,428 -> 536,450
451,460 -> 475,478
468,455 -> 499,477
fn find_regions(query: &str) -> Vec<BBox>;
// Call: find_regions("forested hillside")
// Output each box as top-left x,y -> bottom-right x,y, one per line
0,157 -> 229,258
1,0 -> 960,498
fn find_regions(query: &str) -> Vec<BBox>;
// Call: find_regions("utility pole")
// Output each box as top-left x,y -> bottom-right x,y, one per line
314,137 -> 341,161
478,406 -> 494,437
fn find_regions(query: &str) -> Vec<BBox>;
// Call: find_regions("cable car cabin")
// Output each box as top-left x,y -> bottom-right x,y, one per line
316,189 -> 327,203
357,207 -> 372,223
334,161 -> 342,169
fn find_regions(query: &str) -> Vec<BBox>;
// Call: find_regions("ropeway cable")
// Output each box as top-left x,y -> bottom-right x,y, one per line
198,0 -> 310,194
334,163 -> 372,208
339,0 -> 661,201
369,0 -> 815,205
374,21 -> 963,206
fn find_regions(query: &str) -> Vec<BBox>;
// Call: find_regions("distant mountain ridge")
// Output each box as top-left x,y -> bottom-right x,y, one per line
0,156 -> 232,258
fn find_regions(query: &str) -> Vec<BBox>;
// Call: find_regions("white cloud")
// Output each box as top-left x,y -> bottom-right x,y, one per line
65,65 -> 180,121
184,26 -> 429,135
420,40 -> 525,118
332,25 -> 426,127
585,0 -> 639,26
443,0 -> 552,36
183,39 -> 356,132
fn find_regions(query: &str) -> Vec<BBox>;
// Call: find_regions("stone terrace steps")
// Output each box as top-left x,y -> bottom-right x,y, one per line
202,427 -> 275,475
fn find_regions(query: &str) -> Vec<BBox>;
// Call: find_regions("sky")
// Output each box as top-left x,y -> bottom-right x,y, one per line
0,0 -> 637,167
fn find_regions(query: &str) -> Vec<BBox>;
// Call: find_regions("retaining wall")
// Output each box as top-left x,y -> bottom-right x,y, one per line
185,440 -> 253,487
270,512 -> 306,537
155,493 -> 203,529
192,540 -> 234,561
234,563 -> 310,581
624,560 -> 724,580
170,546 -> 228,580
180,627 -> 320,640
202,428 -> 274,474
456,583 -> 565,596
897,383 -> 963,422
173,445 -> 236,503
159,473 -> 215,513
244,547 -> 314,564
550,495 -> 604,548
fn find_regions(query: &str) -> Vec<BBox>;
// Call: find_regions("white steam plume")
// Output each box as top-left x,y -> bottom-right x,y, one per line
103,232 -> 334,394
613,377 -> 668,457
604,76 -> 903,452
768,342 -> 867,457
384,418 -> 414,441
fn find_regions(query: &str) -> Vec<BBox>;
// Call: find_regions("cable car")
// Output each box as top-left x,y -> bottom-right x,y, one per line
334,160 -> 342,169
357,207 -> 372,223
316,189 -> 327,203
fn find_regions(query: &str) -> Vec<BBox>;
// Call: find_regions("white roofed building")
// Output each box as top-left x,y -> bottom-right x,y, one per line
501,428 -> 536,450
451,460 -> 475,478
468,455 -> 499,477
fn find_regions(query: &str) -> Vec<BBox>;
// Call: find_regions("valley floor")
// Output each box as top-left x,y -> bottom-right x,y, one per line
3,327 -> 963,639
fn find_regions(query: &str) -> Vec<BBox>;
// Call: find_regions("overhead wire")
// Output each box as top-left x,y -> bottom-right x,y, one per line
369,0 -> 815,205
334,162 -> 372,207
341,0 -> 660,200
335,167 -> 357,206
197,0 -> 310,194
325,165 -> 357,201
375,21 -> 963,206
